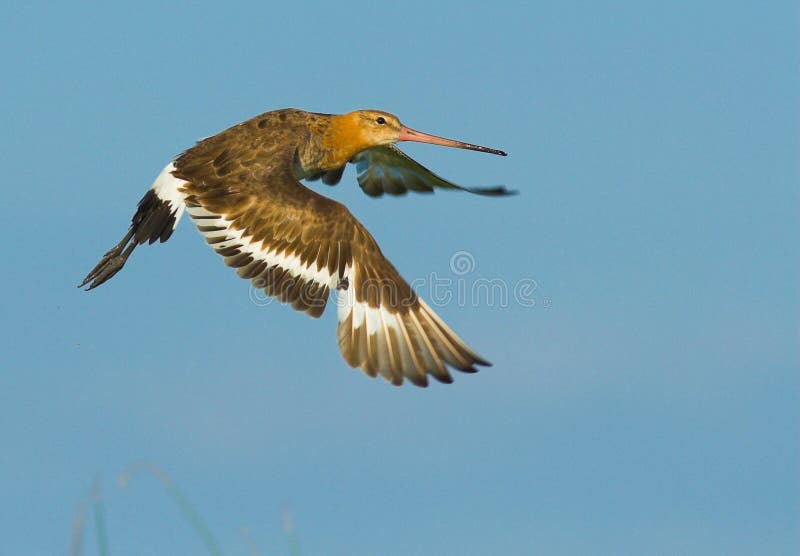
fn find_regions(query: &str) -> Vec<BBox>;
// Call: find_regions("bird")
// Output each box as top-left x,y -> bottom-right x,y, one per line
79,108 -> 511,387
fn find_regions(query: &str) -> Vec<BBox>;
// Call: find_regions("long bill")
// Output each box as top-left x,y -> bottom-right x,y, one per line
398,126 -> 507,156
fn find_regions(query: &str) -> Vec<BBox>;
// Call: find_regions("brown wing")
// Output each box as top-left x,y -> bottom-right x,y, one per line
353,145 -> 515,197
173,114 -> 490,386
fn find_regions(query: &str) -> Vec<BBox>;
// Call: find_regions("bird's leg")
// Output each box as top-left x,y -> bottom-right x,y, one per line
78,229 -> 137,290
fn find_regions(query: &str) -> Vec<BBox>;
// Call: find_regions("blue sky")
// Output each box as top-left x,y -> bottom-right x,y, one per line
1,1 -> 797,554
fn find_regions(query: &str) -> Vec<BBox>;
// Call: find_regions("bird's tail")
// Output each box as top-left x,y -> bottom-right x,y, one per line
78,163 -> 187,290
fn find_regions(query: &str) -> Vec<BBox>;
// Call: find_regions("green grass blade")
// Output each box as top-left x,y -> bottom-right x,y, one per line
91,474 -> 110,556
119,463 -> 223,556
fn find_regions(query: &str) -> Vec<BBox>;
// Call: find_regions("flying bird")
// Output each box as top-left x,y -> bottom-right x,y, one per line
80,108 -> 510,387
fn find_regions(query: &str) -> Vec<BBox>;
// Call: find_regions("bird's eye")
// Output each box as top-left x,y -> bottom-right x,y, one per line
375,116 -> 386,125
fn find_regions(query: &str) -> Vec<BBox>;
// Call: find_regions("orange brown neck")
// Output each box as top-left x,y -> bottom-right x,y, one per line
317,113 -> 373,169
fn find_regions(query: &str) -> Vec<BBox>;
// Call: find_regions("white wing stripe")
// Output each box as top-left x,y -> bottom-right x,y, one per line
187,205 -> 338,289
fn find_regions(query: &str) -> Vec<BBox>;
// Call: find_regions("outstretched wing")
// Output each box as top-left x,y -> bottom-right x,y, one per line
175,135 -> 490,386
352,145 -> 515,197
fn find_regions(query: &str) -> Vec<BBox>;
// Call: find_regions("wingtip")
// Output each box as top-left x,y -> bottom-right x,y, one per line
494,186 -> 517,196
466,185 -> 518,197
462,362 -> 490,374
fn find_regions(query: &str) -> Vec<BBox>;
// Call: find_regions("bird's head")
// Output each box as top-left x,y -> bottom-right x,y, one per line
323,109 -> 507,167
330,110 -> 404,155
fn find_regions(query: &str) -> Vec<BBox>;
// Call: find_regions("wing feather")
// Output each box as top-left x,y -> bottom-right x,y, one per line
353,145 -> 515,197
